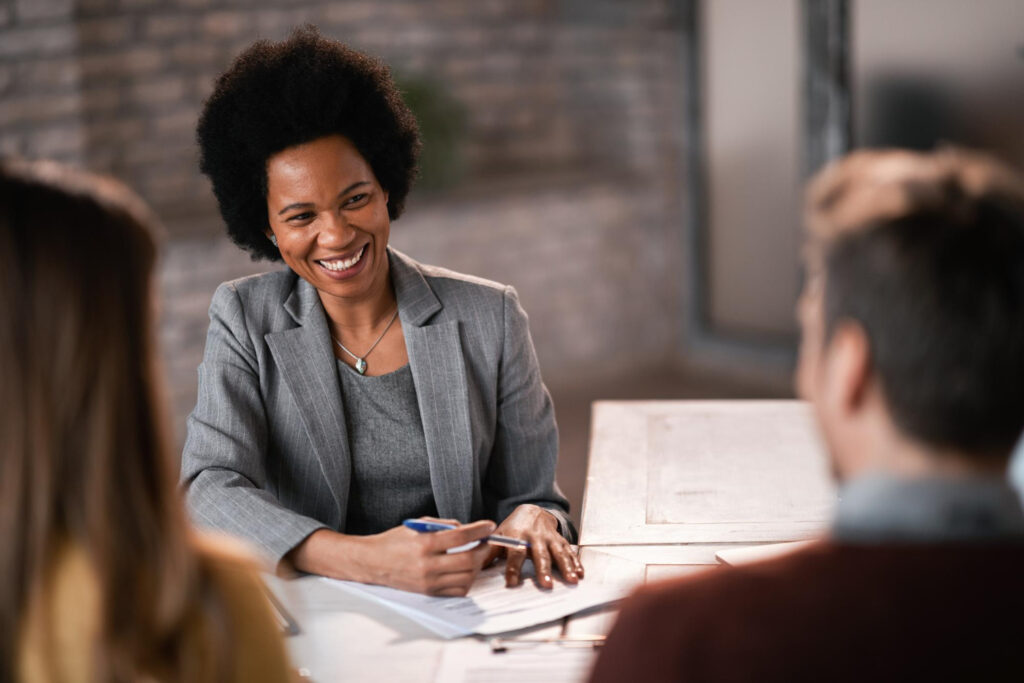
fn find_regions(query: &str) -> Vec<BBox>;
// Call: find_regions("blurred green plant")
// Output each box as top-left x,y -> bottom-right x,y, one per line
395,74 -> 467,192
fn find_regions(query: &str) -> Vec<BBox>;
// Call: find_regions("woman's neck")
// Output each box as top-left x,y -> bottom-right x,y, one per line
318,271 -> 397,331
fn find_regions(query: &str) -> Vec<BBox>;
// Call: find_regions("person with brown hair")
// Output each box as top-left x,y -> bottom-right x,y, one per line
0,159 -> 293,682
589,148 -> 1024,682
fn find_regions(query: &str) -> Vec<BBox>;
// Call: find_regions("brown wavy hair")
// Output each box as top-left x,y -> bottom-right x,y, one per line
0,160 -> 236,682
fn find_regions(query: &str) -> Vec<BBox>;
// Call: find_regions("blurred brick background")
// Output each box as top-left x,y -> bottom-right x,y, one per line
1,0 -> 688,228
1,0 -> 782,524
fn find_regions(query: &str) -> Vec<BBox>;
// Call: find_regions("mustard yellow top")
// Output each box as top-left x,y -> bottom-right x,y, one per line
18,537 -> 293,683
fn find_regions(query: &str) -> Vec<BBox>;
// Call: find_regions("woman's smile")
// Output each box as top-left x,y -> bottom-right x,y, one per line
265,134 -> 392,302
317,243 -> 368,279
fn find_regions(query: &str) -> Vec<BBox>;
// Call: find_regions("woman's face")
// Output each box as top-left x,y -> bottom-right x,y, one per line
265,134 -> 390,304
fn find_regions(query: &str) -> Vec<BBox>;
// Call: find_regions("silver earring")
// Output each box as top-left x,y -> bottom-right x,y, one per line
269,234 -> 278,247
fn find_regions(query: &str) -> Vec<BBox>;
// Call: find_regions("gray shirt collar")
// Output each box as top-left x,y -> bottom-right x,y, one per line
832,473 -> 1024,543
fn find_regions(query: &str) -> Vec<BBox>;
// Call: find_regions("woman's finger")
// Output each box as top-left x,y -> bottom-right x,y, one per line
551,541 -> 579,584
431,584 -> 473,598
426,519 -> 495,553
480,542 -> 504,569
504,547 -> 528,587
429,569 -> 478,592
472,541 -> 493,567
531,540 -> 554,589
419,516 -> 461,527
429,544 -> 491,575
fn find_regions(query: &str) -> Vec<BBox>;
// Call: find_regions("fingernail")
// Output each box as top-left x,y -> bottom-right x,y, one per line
544,574 -> 551,583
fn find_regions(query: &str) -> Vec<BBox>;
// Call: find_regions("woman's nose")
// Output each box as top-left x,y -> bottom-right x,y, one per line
318,212 -> 355,248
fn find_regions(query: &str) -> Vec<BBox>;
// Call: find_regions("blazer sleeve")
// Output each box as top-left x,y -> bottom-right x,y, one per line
485,285 -> 577,542
181,283 -> 327,565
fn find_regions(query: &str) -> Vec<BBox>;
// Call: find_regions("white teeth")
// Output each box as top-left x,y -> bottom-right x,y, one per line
320,246 -> 365,272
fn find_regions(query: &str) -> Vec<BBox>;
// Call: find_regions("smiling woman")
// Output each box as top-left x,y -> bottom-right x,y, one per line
265,134 -> 398,370
181,27 -> 581,597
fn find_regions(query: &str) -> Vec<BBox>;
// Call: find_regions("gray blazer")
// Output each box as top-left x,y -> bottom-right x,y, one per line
181,248 -> 574,563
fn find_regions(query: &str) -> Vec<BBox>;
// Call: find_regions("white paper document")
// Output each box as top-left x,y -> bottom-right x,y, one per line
321,562 -> 630,638
434,638 -> 598,683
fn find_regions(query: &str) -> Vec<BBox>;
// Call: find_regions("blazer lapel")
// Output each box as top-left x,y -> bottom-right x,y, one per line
265,277 -> 351,530
392,250 -> 477,522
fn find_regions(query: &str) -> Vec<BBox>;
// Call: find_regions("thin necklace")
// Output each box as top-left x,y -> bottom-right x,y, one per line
331,308 -> 400,375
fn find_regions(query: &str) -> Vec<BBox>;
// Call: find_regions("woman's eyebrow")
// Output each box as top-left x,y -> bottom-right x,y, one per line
277,181 -> 371,215
338,180 -> 371,196
277,201 -> 313,216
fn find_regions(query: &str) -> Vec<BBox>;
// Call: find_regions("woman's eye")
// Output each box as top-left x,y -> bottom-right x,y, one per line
345,193 -> 369,207
287,212 -> 315,222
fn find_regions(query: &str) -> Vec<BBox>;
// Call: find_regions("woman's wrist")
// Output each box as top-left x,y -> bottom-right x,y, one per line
512,504 -> 560,532
286,528 -> 370,582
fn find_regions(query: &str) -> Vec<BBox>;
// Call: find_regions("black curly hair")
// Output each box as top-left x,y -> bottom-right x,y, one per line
197,26 -> 421,261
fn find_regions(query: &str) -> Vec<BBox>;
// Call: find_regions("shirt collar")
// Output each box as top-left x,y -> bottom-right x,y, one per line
832,473 -> 1024,543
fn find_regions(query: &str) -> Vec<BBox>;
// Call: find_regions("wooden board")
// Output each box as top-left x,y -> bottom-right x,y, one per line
580,401 -> 836,546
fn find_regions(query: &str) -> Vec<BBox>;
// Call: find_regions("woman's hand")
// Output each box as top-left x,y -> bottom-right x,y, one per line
288,518 -> 495,596
483,504 -> 584,589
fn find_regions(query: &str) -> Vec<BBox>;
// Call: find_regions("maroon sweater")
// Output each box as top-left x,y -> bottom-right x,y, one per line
589,541 -> 1024,683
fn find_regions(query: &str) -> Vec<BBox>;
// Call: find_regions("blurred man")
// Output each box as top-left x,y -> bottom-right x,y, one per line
590,149 -> 1024,682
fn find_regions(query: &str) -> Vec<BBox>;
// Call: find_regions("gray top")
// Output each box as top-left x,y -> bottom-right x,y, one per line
337,360 -> 437,535
833,473 -> 1024,543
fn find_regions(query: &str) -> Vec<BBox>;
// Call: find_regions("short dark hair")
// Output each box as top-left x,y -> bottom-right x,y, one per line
197,26 -> 421,261
805,149 -> 1024,456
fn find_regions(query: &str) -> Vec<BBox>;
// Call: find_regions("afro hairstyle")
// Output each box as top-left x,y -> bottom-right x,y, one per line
196,26 -> 421,261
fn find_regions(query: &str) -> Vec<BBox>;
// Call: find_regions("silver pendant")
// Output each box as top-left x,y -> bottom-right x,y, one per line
355,358 -> 368,375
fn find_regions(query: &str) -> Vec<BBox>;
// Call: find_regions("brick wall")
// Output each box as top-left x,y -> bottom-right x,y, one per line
1,0 -> 688,225
0,0 -> 84,161
2,0 -> 696,439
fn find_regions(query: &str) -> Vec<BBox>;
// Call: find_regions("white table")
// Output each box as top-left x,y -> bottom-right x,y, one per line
567,400 -> 837,636
581,400 -> 835,546
272,572 -> 587,682
279,400 -> 837,680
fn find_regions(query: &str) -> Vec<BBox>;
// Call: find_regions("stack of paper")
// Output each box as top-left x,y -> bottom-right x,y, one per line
322,563 -> 631,638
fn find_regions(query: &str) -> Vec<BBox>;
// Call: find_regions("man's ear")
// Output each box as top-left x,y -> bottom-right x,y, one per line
823,320 -> 872,418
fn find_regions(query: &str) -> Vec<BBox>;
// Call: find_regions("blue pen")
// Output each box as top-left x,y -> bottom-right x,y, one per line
403,518 -> 531,550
